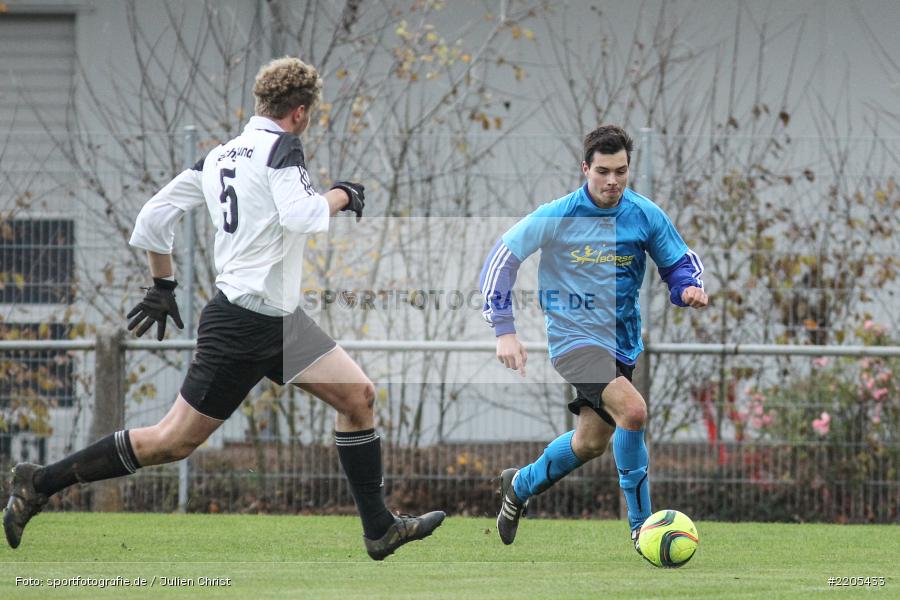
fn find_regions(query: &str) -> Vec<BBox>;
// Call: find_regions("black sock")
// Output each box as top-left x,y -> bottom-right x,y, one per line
33,430 -> 141,496
335,429 -> 395,539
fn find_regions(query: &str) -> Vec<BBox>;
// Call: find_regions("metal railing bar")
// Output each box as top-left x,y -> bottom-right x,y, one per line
3,339 -> 900,357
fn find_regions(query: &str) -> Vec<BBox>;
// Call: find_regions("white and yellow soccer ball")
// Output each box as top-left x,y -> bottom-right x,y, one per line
638,509 -> 699,568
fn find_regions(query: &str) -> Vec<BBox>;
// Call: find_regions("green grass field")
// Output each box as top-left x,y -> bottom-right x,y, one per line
0,513 -> 896,599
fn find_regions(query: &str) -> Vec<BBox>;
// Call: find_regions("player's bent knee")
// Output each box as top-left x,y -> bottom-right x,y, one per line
337,382 -> 376,424
346,382 -> 375,410
362,381 -> 375,410
610,394 -> 647,429
620,402 -> 647,429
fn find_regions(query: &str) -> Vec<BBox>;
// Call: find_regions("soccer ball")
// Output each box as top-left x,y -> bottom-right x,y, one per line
638,509 -> 699,568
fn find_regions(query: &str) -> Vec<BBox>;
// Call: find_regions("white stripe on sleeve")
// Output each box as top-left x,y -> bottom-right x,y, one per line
686,249 -> 705,289
481,245 -> 512,324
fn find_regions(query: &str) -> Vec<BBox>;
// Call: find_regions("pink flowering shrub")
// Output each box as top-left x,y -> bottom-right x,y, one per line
745,321 -> 896,443
738,321 -> 898,500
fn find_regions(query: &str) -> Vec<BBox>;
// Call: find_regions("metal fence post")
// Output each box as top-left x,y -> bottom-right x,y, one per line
178,125 -> 198,512
638,127 -> 656,336
91,329 -> 126,512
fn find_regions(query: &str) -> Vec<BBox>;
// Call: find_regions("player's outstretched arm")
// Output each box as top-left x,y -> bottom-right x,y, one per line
479,239 -> 528,376
126,165 -> 202,340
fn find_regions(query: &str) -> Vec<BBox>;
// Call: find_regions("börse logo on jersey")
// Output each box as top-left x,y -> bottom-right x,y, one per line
569,245 -> 634,267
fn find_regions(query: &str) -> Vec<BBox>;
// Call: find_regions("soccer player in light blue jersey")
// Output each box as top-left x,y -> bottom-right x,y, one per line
478,125 -> 708,555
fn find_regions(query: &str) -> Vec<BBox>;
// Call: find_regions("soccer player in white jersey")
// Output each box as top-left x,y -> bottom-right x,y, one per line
3,57 -> 444,560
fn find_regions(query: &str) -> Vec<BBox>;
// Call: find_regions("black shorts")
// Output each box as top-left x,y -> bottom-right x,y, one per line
552,345 -> 635,427
180,291 -> 337,420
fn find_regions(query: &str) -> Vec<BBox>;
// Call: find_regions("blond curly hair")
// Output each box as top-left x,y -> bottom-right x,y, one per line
253,57 -> 322,119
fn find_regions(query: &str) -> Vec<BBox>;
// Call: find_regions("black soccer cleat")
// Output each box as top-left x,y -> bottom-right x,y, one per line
364,511 -> 446,561
3,463 -> 49,549
496,467 -> 528,545
631,527 -> 643,557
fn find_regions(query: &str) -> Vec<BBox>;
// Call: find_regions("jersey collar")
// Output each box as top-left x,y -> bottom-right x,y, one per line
579,183 -> 627,216
245,115 -> 285,133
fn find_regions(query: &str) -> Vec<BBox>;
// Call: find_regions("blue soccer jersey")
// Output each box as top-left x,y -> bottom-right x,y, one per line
479,184 -> 704,363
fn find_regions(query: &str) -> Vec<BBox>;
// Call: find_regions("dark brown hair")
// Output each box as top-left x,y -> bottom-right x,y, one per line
583,125 -> 634,165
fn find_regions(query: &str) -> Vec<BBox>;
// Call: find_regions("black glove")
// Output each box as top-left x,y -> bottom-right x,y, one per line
126,278 -> 184,341
330,181 -> 365,221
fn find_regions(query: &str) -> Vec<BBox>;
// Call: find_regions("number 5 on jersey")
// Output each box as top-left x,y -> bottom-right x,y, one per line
219,167 -> 238,233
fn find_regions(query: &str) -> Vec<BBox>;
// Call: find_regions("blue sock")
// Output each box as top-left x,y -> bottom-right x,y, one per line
513,430 -> 583,501
612,427 -> 651,530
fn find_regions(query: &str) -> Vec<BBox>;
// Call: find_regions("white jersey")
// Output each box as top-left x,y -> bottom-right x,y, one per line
129,116 -> 330,313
